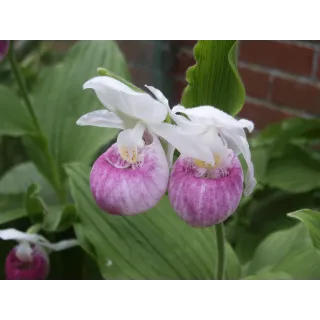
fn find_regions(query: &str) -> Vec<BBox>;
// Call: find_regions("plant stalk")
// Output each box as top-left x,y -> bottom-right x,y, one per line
215,223 -> 225,280
7,41 -> 65,204
7,41 -> 42,132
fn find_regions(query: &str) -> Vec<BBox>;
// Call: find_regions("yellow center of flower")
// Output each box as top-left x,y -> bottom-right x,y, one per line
119,146 -> 138,164
194,155 -> 221,169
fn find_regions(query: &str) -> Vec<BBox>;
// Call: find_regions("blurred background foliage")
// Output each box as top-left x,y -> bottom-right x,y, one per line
0,40 -> 320,280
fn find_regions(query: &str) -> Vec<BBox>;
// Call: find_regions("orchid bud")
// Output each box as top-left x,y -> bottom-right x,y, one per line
5,243 -> 49,280
0,40 -> 9,61
90,131 -> 169,215
168,152 -> 244,228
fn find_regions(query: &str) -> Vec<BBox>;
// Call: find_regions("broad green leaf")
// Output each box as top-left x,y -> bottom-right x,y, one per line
288,209 -> 320,250
0,162 -> 54,200
0,85 -> 36,137
243,270 -> 292,280
252,118 -> 320,149
0,194 -> 24,212
0,207 -> 26,225
246,223 -> 320,279
272,247 -> 320,280
228,188 -> 318,264
66,162 -> 239,280
247,224 -> 309,275
225,242 -> 241,280
264,145 -> 320,193
43,204 -> 77,232
181,41 -> 245,115
32,41 -> 130,166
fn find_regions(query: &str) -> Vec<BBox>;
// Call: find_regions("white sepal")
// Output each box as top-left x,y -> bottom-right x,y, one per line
0,228 -> 79,252
149,122 -> 214,165
76,110 -> 125,129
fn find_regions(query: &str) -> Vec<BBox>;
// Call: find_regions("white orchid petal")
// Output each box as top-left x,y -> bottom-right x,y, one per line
117,123 -> 145,163
145,85 -> 170,108
41,239 -> 79,251
238,119 -> 254,132
170,111 -> 207,135
199,127 -> 227,155
84,76 -> 168,123
0,228 -> 79,252
166,143 -> 175,168
76,110 -> 125,129
84,76 -> 136,94
0,229 -> 42,243
149,123 -> 214,165
221,129 -> 256,196
173,105 -> 250,130
83,76 -> 137,111
131,122 -> 146,148
118,91 -> 168,123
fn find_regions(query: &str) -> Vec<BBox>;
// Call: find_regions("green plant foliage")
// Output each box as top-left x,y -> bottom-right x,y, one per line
181,41 -> 245,115
0,85 -> 36,137
227,188 -> 320,264
30,41 -> 130,168
245,224 -> 320,279
252,118 -> 320,149
0,207 -> 26,225
243,270 -> 292,280
288,209 -> 320,250
42,204 -> 77,232
66,162 -> 240,280
25,183 -> 47,223
0,162 -> 54,199
263,145 -> 320,193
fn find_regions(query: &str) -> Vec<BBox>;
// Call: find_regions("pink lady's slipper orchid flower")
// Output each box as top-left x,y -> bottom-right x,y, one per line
0,40 -> 9,61
166,105 -> 256,228
0,228 -> 78,280
77,76 -> 212,216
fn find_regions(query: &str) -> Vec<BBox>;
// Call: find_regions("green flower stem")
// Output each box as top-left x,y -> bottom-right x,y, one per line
215,223 -> 225,280
8,41 -> 41,132
7,41 -> 65,204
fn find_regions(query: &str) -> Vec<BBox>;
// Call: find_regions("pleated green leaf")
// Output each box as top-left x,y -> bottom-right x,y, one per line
0,85 -> 36,137
246,224 -> 320,279
0,162 -> 54,198
288,209 -> 320,250
31,41 -> 130,166
0,207 -> 26,225
181,41 -> 245,115
243,270 -> 292,280
43,204 -> 77,232
65,162 -> 240,280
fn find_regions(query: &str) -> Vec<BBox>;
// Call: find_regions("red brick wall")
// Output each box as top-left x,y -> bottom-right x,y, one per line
168,40 -> 320,130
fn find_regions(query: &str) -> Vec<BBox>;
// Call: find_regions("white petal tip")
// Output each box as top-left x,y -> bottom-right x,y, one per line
76,118 -> 84,126
239,119 -> 255,133
243,178 -> 257,197
83,82 -> 91,90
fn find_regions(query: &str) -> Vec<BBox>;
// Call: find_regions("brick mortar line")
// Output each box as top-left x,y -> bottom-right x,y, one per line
238,61 -> 320,86
278,40 -> 320,50
245,96 -> 315,118
173,61 -> 320,86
